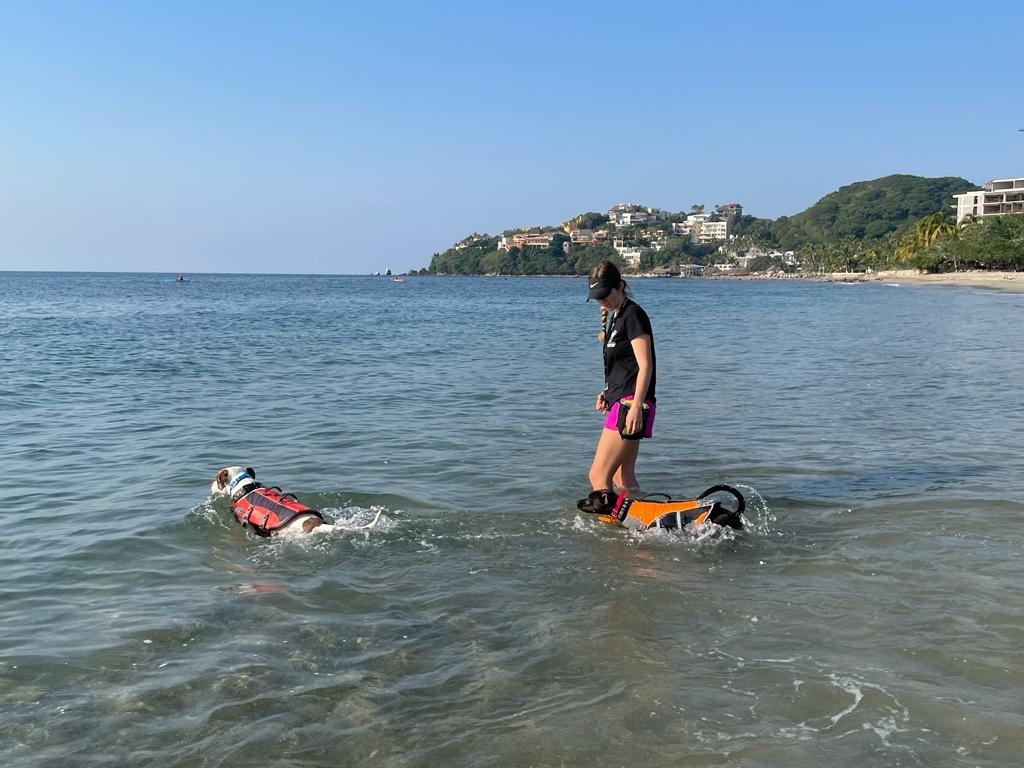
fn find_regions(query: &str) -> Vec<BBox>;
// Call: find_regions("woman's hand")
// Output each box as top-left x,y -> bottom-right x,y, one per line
596,392 -> 609,412
623,402 -> 643,436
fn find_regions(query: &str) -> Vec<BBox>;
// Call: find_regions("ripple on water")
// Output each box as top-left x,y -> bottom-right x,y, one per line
4,275 -> 1024,766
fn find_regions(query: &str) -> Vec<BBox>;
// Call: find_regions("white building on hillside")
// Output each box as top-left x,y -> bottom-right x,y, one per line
695,219 -> 730,244
608,204 -> 670,227
670,215 -> 730,243
612,237 -> 643,267
953,177 -> 1024,223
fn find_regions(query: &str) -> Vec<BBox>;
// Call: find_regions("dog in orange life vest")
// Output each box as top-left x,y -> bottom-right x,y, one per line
577,484 -> 745,531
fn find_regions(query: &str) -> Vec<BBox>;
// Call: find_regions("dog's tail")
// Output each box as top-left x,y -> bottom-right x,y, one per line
339,509 -> 384,530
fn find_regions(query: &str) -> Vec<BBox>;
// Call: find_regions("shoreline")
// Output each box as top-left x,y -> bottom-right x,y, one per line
417,270 -> 1024,293
704,269 -> 1024,293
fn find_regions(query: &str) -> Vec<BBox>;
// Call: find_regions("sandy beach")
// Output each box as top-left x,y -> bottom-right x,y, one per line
863,269 -> 1024,292
714,269 -> 1024,293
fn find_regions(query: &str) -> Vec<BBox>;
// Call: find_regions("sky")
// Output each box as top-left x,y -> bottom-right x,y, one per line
1,0 -> 1022,274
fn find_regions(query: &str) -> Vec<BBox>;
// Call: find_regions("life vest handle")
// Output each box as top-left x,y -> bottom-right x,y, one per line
696,484 -> 745,516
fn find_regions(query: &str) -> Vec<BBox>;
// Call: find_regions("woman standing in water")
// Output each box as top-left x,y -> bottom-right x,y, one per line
585,260 -> 656,502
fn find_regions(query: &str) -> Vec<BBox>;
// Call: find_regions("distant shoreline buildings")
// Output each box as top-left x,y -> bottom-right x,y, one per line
495,201 -> 744,268
953,177 -> 1024,223
604,202 -> 742,267
434,174 -> 1024,276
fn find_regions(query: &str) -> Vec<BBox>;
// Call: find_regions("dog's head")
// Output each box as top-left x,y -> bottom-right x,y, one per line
211,466 -> 256,497
576,490 -> 618,516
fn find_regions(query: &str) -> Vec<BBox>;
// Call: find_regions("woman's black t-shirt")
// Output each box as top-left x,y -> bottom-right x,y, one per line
603,299 -> 656,404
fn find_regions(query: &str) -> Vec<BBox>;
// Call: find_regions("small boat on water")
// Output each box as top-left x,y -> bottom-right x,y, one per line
175,274 -> 185,282
391,277 -> 404,283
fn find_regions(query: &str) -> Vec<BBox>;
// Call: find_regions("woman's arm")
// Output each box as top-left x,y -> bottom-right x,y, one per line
624,334 -> 653,434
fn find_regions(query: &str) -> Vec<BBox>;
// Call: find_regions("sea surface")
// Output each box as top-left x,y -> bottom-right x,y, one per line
2,271 -> 1022,767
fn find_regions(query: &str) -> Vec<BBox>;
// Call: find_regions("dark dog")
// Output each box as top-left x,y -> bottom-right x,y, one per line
577,485 -> 745,531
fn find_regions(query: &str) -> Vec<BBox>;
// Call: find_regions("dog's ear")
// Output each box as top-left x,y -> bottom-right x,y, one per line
246,467 -> 255,480
215,468 -> 230,490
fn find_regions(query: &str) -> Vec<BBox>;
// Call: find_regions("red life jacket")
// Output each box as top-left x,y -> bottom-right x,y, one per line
232,486 -> 323,537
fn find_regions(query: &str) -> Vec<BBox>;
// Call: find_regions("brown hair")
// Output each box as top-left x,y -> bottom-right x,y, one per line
589,261 -> 627,342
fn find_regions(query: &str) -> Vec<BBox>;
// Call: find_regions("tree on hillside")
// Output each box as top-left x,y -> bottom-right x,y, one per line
428,235 -> 500,274
572,243 -> 620,273
638,250 -> 661,271
746,254 -> 793,273
731,215 -> 776,244
479,249 -> 514,275
563,212 -> 610,232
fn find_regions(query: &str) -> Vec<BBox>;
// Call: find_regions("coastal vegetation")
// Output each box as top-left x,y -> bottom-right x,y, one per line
740,175 -> 975,248
424,175 -> 1024,275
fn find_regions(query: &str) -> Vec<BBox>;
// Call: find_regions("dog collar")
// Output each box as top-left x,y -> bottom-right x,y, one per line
231,478 -> 261,502
228,471 -> 253,492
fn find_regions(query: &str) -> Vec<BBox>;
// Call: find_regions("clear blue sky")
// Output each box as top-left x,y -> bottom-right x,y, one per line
1,0 -> 1021,274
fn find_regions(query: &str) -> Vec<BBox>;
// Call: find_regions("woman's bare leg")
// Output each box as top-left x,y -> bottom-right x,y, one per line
589,428 -> 641,493
612,439 -> 641,494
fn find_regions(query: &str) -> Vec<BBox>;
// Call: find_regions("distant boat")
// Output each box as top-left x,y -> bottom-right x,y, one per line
175,274 -> 185,282
391,276 -> 404,283
385,267 -> 392,276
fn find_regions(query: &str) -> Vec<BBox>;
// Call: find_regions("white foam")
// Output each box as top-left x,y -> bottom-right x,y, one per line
319,505 -> 395,533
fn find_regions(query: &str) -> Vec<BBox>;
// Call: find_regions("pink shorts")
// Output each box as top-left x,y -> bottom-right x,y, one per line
604,397 -> 656,438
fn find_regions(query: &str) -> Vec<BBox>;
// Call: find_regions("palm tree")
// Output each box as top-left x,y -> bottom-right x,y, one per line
955,214 -> 977,236
894,232 -> 920,263
915,212 -> 955,248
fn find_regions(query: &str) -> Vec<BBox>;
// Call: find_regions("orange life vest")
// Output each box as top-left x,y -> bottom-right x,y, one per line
598,485 -> 745,531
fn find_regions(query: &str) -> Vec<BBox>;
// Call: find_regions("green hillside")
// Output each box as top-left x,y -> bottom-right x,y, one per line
763,174 -> 976,248
426,174 -> 984,274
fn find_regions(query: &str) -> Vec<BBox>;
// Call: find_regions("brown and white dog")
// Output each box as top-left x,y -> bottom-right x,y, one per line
211,466 -> 380,536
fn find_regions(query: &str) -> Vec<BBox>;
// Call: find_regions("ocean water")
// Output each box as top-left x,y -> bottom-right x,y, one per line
2,271 -> 1022,767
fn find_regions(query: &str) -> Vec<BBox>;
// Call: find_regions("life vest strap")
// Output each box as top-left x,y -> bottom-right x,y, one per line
231,480 -> 262,502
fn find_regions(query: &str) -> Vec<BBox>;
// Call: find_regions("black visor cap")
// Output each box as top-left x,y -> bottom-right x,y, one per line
587,278 -> 616,301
